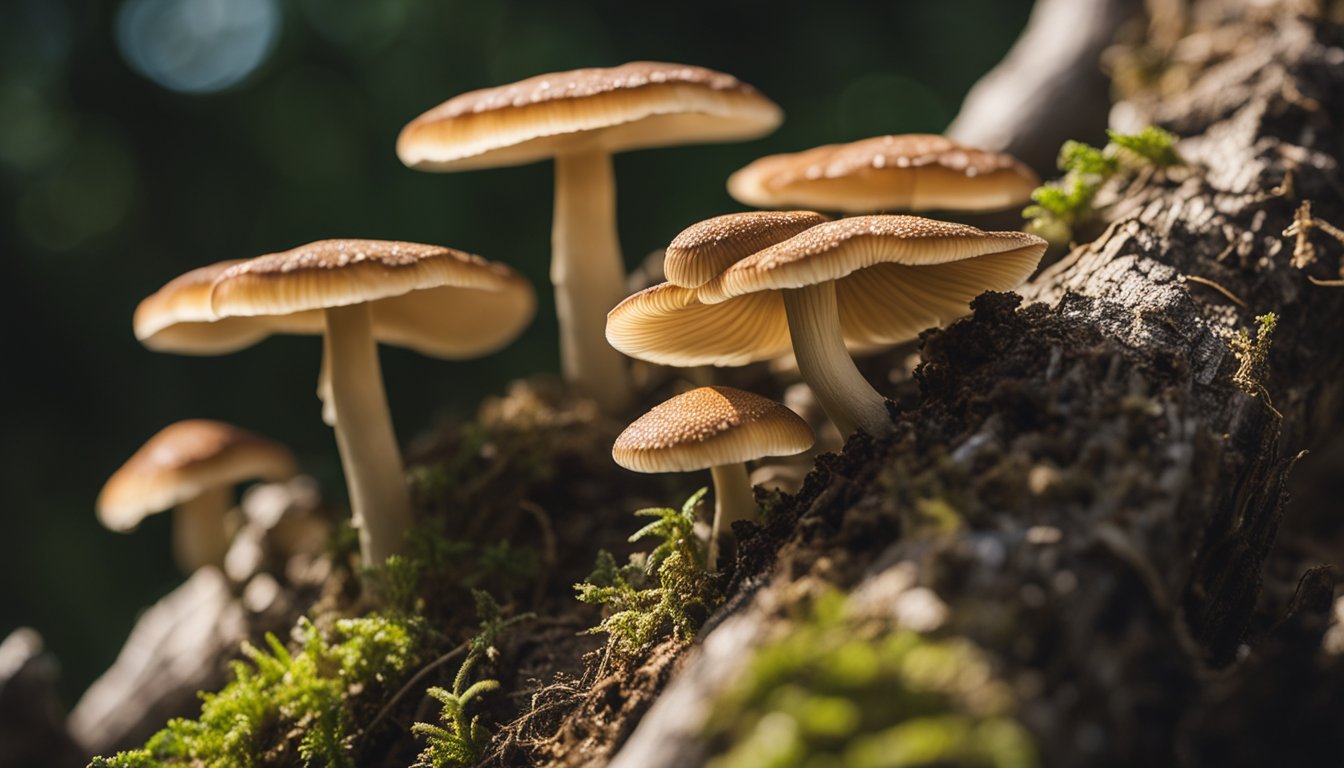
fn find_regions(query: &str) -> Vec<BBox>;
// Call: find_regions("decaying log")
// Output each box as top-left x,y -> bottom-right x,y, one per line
614,4 -> 1344,766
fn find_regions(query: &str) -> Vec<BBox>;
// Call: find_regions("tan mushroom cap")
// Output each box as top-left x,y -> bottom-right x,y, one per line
607,282 -> 791,366
728,134 -> 1040,214
397,61 -> 783,171
607,216 -> 1046,364
134,261 -> 324,355
208,239 -> 536,359
664,211 -> 828,289
612,386 -> 813,473
98,420 -> 298,532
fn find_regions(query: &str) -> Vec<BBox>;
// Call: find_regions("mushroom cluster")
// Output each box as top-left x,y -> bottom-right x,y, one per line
123,239 -> 535,572
103,59 -> 1046,601
609,213 -> 1046,437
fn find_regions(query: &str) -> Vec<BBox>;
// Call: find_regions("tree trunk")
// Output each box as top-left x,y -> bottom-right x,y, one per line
612,3 -> 1344,766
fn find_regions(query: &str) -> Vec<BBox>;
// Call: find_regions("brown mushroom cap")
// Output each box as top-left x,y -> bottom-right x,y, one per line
607,216 -> 1046,364
208,239 -> 535,359
664,211 -> 828,289
98,420 -> 298,532
134,261 -> 324,355
728,134 -> 1040,214
397,61 -> 783,171
612,386 -> 813,473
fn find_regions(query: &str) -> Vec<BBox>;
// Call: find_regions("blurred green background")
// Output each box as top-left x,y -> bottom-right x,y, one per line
0,0 -> 1034,702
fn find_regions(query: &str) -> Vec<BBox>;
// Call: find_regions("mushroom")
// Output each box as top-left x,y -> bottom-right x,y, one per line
728,134 -> 1039,214
664,210 -> 829,289
98,420 -> 298,572
612,386 -> 813,569
134,260 -> 325,355
396,62 -> 783,411
203,239 -> 535,567
133,260 -> 344,424
608,216 -> 1047,437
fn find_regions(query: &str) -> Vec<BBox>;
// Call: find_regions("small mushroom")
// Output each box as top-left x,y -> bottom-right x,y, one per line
98,420 -> 298,572
612,386 -> 813,569
397,62 -> 783,411
609,216 -> 1046,437
207,239 -> 535,567
728,134 -> 1039,214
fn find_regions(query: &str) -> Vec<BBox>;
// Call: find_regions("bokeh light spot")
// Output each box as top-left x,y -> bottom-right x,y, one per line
115,0 -> 281,94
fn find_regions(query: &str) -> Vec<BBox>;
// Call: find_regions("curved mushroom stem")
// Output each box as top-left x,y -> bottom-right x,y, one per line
708,463 -> 756,571
171,485 -> 233,572
553,148 -> 633,412
324,303 -> 413,567
317,333 -> 337,427
783,282 -> 895,437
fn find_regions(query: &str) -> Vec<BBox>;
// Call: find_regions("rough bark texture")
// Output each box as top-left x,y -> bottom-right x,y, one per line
613,4 -> 1344,766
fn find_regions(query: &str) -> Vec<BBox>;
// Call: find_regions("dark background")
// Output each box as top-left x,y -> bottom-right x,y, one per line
0,0 -> 1036,702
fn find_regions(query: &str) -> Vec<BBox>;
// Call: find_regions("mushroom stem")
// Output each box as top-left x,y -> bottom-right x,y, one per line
171,485 -> 233,572
708,463 -> 756,571
783,282 -> 894,437
318,333 -> 337,426
324,303 -> 413,566
553,148 -> 633,411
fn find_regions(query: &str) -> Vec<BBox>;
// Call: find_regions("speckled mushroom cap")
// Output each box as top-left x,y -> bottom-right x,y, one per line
98,420 -> 298,531
208,239 -> 536,359
608,216 -> 1046,364
397,61 -> 783,171
134,261 -> 324,355
727,134 -> 1040,214
664,211 -> 828,288
612,386 -> 813,473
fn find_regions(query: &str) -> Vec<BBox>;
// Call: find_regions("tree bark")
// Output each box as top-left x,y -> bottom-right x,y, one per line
613,3 -> 1344,766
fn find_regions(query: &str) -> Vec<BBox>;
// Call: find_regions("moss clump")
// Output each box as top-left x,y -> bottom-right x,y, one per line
575,489 -> 721,659
90,614 -> 423,768
703,591 -> 1037,768
1024,126 -> 1182,242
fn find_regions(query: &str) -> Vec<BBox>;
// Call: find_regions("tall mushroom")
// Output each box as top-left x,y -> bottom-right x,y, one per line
612,386 -> 813,569
98,420 -> 298,572
396,62 -> 783,411
608,216 -> 1047,437
204,239 -> 535,567
728,134 -> 1039,214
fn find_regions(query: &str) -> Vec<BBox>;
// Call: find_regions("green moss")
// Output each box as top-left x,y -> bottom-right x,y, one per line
575,489 -> 721,659
704,591 -> 1037,768
90,614 -> 423,768
411,592 -> 531,768
1024,126 -> 1182,242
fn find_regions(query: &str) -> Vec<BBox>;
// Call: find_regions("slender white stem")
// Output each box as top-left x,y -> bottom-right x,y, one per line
172,485 -> 233,572
708,463 -> 756,571
783,282 -> 894,437
325,303 -> 413,566
553,148 -> 633,411
318,333 -> 337,427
